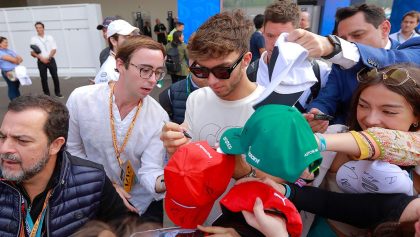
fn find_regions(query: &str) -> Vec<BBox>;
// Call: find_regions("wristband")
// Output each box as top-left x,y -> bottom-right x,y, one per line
314,133 -> 327,152
281,183 -> 291,198
239,165 -> 257,179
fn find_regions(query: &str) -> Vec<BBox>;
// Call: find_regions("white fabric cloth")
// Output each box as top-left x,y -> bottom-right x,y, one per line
14,65 -> 32,86
184,85 -> 264,225
66,83 -> 169,214
336,160 -> 413,195
254,33 -> 317,106
390,30 -> 420,44
257,51 -> 331,110
94,54 -> 119,84
30,34 -> 57,58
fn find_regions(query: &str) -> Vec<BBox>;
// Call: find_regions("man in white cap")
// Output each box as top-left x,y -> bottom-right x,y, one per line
94,19 -> 139,84
97,16 -> 119,66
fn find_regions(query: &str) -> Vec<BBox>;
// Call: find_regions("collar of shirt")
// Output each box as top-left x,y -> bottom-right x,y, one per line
385,39 -> 391,49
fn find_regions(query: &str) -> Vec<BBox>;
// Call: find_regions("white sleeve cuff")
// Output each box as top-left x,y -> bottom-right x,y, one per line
328,38 -> 360,70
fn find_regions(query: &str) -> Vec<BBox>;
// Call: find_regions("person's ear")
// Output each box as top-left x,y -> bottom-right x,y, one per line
109,36 -> 118,49
115,58 -> 125,73
49,137 -> 65,156
242,52 -> 252,67
380,20 -> 391,39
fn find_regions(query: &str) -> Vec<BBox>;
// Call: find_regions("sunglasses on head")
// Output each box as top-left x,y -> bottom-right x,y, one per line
189,53 -> 245,79
357,67 -> 417,87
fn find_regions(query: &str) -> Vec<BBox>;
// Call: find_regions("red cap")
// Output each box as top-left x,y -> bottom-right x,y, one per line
164,141 -> 235,228
220,181 -> 302,237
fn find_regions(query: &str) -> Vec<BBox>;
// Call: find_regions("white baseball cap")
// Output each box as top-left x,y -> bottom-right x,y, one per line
106,19 -> 139,38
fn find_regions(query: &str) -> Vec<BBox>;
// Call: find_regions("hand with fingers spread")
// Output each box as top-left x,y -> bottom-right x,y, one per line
112,183 -> 138,213
242,197 -> 288,237
303,108 -> 329,133
287,29 -> 334,58
197,225 -> 241,237
160,121 -> 191,157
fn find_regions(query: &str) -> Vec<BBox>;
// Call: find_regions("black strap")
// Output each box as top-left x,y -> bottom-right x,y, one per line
246,60 -> 259,82
158,87 -> 173,118
306,60 -> 321,104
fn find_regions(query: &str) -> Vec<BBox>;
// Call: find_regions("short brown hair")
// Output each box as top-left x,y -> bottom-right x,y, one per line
115,35 -> 165,69
336,4 -> 386,28
187,10 -> 253,61
403,10 -> 420,23
264,0 -> 300,28
8,95 -> 69,150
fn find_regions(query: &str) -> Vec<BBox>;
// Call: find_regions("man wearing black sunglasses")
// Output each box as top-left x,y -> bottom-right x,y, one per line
161,10 -> 267,226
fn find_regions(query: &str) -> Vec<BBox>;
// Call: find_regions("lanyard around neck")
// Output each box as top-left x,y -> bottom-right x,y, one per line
109,84 -> 142,167
21,189 -> 52,237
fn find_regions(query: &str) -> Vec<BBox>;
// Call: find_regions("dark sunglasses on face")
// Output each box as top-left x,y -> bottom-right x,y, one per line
189,53 -> 245,79
357,67 -> 417,87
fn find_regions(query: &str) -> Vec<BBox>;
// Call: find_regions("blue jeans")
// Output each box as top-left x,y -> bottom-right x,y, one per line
1,70 -> 20,101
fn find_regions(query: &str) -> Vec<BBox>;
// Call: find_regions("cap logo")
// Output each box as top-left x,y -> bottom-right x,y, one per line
171,198 -> 197,209
304,148 -> 319,157
222,137 -> 232,150
248,146 -> 260,164
274,192 -> 287,206
195,143 -> 213,159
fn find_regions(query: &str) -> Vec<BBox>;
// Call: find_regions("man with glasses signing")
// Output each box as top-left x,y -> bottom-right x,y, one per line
66,36 -> 169,224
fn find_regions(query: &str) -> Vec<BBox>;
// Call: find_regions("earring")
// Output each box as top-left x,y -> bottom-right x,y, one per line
413,122 -> 419,128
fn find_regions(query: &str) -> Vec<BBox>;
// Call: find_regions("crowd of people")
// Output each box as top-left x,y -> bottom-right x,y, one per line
0,1 -> 419,237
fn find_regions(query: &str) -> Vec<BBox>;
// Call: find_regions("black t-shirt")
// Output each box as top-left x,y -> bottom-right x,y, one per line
154,23 -> 167,43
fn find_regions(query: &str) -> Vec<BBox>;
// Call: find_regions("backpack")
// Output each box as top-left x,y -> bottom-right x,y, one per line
166,46 -> 181,74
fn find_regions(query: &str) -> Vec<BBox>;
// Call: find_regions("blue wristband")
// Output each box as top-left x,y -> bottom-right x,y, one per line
315,133 -> 327,152
281,183 -> 291,198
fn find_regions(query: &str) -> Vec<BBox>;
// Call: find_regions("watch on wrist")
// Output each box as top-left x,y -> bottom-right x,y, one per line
322,35 -> 342,60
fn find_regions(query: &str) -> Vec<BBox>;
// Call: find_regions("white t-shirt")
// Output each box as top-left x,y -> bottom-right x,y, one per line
184,85 -> 265,147
183,85 -> 264,225
30,34 -> 57,58
94,54 -> 119,84
66,83 -> 169,214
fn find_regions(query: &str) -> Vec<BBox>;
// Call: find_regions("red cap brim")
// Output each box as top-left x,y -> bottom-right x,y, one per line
165,195 -> 214,229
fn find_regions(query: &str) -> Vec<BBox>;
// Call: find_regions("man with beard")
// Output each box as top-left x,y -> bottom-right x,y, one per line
0,95 -> 129,237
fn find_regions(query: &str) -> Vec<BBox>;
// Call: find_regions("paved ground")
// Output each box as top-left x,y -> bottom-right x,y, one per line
0,76 -> 171,121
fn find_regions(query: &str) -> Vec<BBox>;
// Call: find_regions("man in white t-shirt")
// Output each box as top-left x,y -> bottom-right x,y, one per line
160,10 -> 267,228
67,36 -> 168,223
30,21 -> 62,98
94,20 -> 139,84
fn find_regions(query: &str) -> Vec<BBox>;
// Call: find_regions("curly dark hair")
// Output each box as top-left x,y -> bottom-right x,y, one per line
187,9 -> 253,61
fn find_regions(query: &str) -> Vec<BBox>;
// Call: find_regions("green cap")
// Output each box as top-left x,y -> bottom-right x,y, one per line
220,105 -> 322,182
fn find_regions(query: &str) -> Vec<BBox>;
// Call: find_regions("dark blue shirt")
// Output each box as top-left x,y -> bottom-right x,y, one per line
250,31 -> 265,62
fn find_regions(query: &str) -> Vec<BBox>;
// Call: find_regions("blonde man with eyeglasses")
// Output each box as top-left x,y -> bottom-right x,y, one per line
66,36 -> 169,224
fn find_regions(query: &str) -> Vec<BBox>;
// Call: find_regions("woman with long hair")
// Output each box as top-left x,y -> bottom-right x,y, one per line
165,30 -> 189,84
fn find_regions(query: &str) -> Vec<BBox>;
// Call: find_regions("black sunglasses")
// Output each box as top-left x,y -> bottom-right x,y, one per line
189,53 -> 245,79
